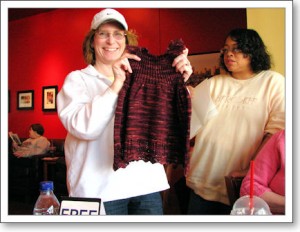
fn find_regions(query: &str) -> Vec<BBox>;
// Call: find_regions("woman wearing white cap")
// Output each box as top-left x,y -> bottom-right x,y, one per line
57,8 -> 192,215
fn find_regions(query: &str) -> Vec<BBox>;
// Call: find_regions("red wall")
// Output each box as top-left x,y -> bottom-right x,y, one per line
8,8 -> 246,139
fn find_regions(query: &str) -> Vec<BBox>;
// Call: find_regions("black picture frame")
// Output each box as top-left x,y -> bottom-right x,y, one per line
17,90 -> 34,110
42,85 -> 58,112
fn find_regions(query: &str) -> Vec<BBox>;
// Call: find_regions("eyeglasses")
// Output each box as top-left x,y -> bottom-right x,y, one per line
220,47 -> 242,55
96,31 -> 127,40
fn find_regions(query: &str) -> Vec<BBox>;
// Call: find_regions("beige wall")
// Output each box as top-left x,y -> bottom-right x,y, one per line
247,8 -> 285,76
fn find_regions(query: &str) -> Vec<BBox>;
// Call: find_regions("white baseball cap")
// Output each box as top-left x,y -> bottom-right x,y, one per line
91,8 -> 128,30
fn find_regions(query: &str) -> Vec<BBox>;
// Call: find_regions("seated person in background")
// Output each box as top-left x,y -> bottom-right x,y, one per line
240,130 -> 285,214
10,123 -> 50,158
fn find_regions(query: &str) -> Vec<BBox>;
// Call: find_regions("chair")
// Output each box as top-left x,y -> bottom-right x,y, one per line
8,138 -> 46,203
43,156 -> 68,201
9,153 -> 44,203
224,175 -> 244,206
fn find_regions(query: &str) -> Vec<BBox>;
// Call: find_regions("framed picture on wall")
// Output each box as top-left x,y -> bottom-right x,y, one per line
188,52 -> 222,78
42,85 -> 58,112
17,90 -> 34,110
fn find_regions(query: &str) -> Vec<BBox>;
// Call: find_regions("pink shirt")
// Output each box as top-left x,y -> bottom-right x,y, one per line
240,130 -> 285,197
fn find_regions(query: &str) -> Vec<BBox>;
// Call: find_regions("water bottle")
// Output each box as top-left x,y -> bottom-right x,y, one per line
33,181 -> 60,215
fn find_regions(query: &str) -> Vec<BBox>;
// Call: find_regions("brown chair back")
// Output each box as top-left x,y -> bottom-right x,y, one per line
224,175 -> 244,206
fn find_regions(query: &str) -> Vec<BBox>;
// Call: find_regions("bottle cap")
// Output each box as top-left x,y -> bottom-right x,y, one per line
40,181 -> 54,191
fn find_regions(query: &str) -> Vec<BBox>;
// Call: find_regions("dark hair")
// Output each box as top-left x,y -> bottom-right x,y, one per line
31,123 -> 44,136
82,21 -> 138,65
220,28 -> 271,73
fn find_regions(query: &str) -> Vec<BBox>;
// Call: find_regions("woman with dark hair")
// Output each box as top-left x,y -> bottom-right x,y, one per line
186,28 -> 285,214
11,123 -> 50,157
219,28 -> 271,73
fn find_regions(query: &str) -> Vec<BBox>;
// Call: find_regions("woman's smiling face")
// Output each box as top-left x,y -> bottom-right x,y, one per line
93,22 -> 126,65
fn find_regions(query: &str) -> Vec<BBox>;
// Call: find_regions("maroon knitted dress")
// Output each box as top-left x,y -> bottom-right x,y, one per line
113,39 -> 191,170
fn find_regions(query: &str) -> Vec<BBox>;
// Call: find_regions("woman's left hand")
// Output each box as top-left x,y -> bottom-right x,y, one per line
172,48 -> 193,82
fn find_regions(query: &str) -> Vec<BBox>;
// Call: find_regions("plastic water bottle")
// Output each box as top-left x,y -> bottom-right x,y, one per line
33,181 -> 60,215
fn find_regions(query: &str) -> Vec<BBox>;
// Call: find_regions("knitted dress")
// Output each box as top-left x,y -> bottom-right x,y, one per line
113,39 -> 191,170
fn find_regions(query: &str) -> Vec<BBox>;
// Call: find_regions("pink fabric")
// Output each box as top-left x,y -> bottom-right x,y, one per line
240,130 -> 285,197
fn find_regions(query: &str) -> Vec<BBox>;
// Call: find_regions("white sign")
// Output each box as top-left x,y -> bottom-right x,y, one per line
59,197 -> 101,215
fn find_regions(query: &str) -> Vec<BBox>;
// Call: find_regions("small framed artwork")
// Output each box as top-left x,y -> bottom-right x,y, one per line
188,52 -> 222,78
17,90 -> 34,110
186,52 -> 224,87
42,85 -> 58,112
